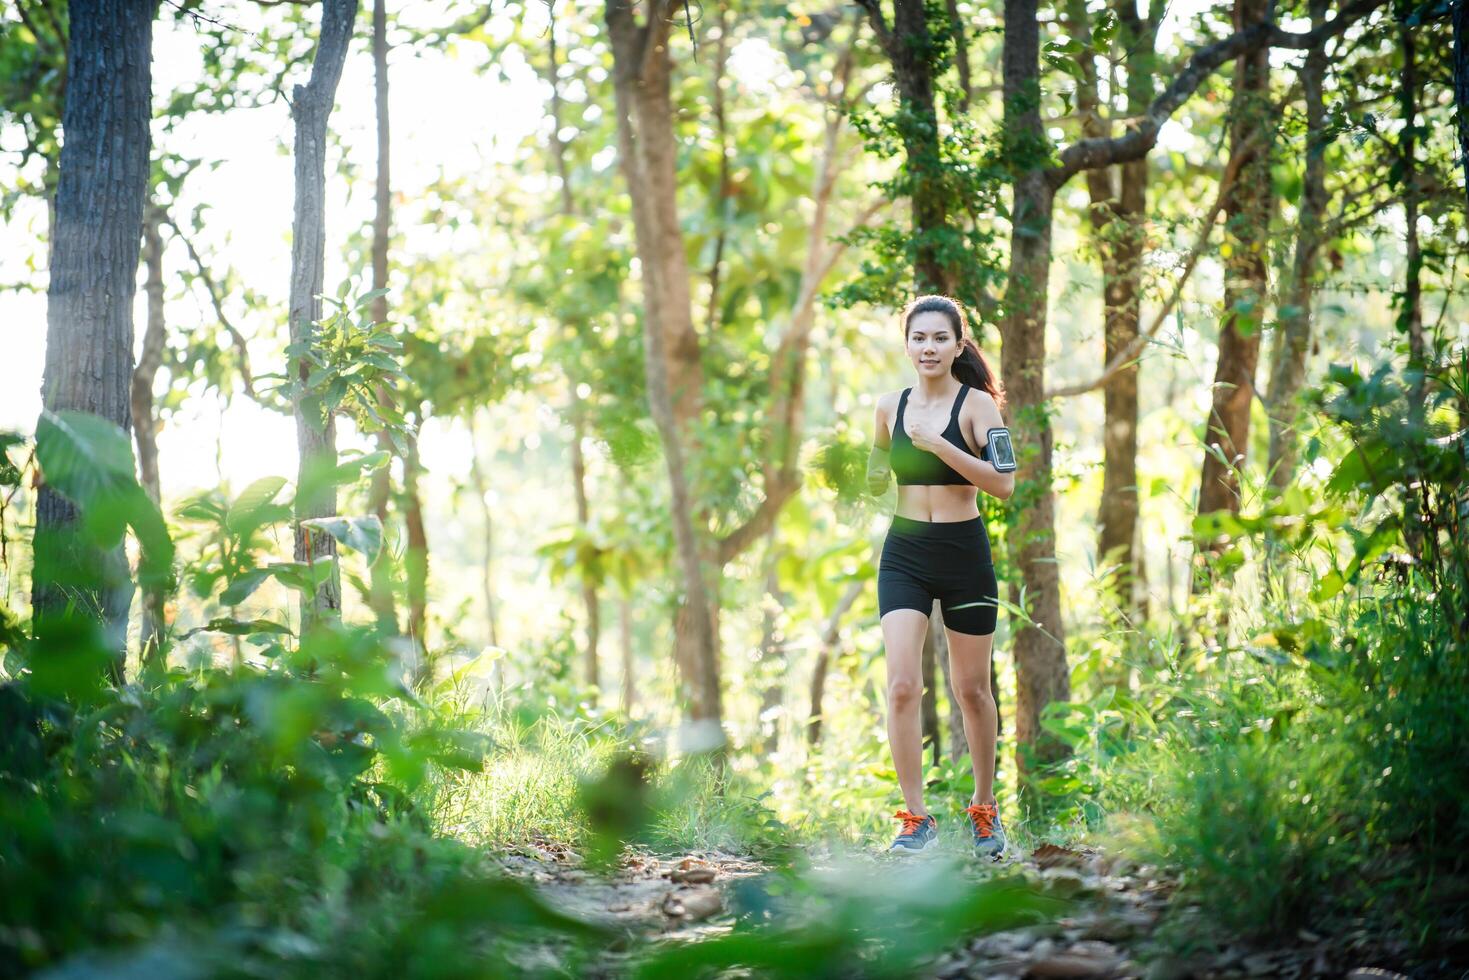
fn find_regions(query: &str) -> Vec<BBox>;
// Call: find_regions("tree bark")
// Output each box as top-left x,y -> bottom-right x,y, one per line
289,0 -> 358,627
1194,0 -> 1273,593
33,0 -> 154,680
1265,0 -> 1328,492
132,205 -> 168,665
366,0 -> 399,635
1001,0 -> 1071,776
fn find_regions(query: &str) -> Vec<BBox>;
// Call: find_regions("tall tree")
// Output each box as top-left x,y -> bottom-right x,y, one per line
132,204 -> 168,663
605,0 -> 720,731
366,0 -> 400,636
288,0 -> 358,626
32,0 -> 155,677
1193,0 -> 1276,603
542,0 -> 602,693
1000,0 -> 1072,773
991,0 -> 1380,771
1454,2 -> 1469,214
1266,0 -> 1331,491
605,1 -> 872,733
1065,0 -> 1164,622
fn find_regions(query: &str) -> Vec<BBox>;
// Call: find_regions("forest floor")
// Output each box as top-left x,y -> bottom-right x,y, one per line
487,837 -> 1418,979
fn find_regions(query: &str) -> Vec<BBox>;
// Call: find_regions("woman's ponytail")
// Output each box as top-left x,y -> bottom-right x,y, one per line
953,336 -> 1006,412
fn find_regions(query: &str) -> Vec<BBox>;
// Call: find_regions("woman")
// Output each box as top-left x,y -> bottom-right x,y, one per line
867,294 -> 1016,859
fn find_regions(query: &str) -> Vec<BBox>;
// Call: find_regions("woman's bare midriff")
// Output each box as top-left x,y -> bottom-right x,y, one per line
895,483 -> 981,523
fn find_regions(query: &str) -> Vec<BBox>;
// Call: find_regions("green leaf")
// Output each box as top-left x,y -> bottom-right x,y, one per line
35,411 -> 173,582
226,476 -> 289,534
221,566 -> 274,606
300,516 -> 384,564
179,617 -> 293,639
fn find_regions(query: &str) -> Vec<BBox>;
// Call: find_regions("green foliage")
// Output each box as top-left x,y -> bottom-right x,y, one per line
270,288 -> 409,449
1040,348 -> 1469,947
0,619 -> 591,976
35,411 -> 174,596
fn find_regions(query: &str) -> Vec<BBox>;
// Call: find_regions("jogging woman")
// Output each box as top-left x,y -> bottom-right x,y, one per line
867,294 -> 1016,859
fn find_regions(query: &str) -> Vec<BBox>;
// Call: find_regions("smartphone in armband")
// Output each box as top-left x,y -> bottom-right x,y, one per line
986,427 -> 1018,473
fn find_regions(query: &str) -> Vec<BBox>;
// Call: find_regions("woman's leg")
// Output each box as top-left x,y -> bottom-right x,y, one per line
881,607 -> 932,815
945,627 -> 998,806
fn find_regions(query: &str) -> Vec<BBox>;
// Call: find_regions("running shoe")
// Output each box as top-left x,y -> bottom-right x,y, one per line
965,801 -> 1007,861
889,809 -> 938,854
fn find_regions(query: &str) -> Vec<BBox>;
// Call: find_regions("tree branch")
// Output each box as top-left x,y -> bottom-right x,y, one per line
1048,0 -> 1384,187
1046,134 -> 1258,399
853,0 -> 894,53
160,212 -> 260,401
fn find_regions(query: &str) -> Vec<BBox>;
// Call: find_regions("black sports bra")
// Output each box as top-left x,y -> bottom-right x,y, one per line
890,384 -> 989,486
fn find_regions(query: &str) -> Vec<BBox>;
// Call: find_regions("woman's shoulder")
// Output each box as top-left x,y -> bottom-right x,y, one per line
960,386 -> 1003,423
874,389 -> 904,415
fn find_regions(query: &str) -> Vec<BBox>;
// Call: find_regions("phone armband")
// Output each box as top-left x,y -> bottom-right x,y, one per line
985,427 -> 1018,473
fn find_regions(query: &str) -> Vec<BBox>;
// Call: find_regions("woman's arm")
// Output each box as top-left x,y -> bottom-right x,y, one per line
867,394 -> 893,497
931,391 -> 1016,500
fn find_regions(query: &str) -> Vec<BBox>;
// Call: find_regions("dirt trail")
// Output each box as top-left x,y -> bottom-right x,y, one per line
490,838 -> 1416,979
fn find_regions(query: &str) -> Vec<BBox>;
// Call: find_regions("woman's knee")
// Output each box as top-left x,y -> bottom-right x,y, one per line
887,675 -> 922,708
954,679 -> 994,712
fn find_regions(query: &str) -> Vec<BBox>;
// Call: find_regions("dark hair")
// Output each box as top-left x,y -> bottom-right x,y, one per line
900,294 -> 1006,412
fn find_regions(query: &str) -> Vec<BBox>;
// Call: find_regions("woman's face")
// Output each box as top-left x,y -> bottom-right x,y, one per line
906,310 -> 958,378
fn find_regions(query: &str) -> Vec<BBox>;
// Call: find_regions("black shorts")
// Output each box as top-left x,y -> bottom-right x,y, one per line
877,515 -> 999,636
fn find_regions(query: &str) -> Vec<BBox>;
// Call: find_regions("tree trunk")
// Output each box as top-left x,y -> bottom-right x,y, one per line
607,0 -> 721,734
1399,25 -> 1425,423
945,0 -> 973,113
619,591 -> 636,715
33,0 -> 154,681
570,388 -> 601,694
1265,0 -> 1328,492
366,0 -> 399,636
132,205 -> 168,665
467,411 -> 499,649
289,0 -> 357,627
805,577 -> 865,750
934,623 -> 965,765
404,420 -> 429,679
860,0 -> 953,294
1068,0 -> 1148,627
921,604 -> 942,768
1194,0 -> 1272,593
1453,2 -> 1469,217
1002,0 -> 1071,777
755,530 -> 787,755
543,2 -> 600,691
705,0 -> 732,334
1400,24 -> 1428,560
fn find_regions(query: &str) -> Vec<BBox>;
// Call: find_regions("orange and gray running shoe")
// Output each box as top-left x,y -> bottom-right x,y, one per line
965,801 -> 1007,861
889,809 -> 938,854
